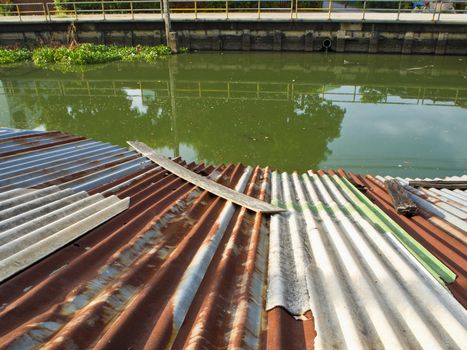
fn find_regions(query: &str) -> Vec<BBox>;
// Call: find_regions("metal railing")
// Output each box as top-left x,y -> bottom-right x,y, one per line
0,0 -> 466,22
1,79 -> 466,106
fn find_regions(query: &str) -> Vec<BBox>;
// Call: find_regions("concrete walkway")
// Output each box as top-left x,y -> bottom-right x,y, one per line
0,11 -> 466,23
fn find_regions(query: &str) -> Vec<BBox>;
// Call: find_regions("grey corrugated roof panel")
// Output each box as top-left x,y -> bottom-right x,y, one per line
0,133 -> 75,152
0,188 -> 33,202
0,191 -> 89,233
0,186 -> 129,282
0,143 -> 123,179
0,129 -> 42,139
60,158 -> 154,192
0,130 -> 152,193
0,150 -> 139,190
0,140 -> 100,170
0,186 -> 66,213
267,171 -> 466,349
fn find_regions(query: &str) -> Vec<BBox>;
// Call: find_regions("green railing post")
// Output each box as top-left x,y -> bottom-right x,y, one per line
437,0 -> 443,21
295,0 -> 298,19
226,0 -> 228,19
102,1 -> 106,20
290,0 -> 293,19
73,2 -> 78,20
328,0 -> 332,20
195,0 -> 198,19
16,4 -> 22,22
362,0 -> 367,20
42,3 -> 48,21
130,1 -> 134,20
47,3 -> 52,21
257,0 -> 260,19
432,0 -> 437,21
397,0 -> 402,21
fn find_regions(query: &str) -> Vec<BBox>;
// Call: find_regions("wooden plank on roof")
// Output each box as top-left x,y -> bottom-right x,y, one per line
385,179 -> 419,216
128,141 -> 285,214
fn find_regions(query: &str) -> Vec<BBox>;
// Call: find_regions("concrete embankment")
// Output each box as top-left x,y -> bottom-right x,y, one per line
1,18 -> 466,54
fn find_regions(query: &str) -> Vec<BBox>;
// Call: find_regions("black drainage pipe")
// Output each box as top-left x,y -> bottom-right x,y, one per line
322,38 -> 332,50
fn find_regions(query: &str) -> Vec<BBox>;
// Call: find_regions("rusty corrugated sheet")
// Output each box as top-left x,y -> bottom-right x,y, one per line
0,159 -> 311,349
345,171 -> 467,309
0,128 -> 465,349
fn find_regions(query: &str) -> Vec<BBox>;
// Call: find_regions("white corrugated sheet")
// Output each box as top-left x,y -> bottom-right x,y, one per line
0,186 -> 129,282
267,171 -> 467,349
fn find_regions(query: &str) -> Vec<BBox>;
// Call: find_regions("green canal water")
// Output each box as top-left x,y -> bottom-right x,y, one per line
1,53 -> 466,177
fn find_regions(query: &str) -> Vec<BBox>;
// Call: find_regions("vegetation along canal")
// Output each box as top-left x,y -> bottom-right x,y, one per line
1,52 -> 466,177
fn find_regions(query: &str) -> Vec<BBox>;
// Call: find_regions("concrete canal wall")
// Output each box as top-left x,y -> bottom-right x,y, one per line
1,20 -> 466,55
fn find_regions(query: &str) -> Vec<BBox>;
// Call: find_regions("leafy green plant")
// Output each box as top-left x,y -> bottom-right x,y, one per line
0,1 -> 14,16
0,44 -> 172,70
0,48 -> 32,64
31,44 -> 171,66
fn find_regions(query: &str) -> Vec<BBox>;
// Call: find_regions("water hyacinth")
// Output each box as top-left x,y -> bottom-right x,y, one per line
0,48 -> 32,64
0,44 -> 172,67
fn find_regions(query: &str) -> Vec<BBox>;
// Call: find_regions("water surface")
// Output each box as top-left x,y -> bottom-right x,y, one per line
1,53 -> 466,177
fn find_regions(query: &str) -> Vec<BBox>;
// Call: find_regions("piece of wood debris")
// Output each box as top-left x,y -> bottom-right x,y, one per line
128,141 -> 285,214
385,179 -> 419,216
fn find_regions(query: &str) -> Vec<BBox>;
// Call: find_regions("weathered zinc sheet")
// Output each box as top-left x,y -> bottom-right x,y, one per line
267,171 -> 466,349
347,172 -> 467,308
0,129 -> 154,192
0,160 -> 314,350
0,186 -> 129,282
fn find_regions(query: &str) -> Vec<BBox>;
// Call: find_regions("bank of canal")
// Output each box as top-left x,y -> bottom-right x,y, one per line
1,52 -> 466,177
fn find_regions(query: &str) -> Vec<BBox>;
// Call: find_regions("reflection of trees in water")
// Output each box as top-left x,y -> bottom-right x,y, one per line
359,87 -> 388,104
5,84 -> 345,172
166,93 -> 345,171
359,86 -> 467,107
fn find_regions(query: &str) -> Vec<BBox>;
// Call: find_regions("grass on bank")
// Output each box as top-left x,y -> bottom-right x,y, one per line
0,44 -> 172,66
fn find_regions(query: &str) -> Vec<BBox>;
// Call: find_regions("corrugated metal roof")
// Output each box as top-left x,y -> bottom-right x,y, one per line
346,172 -> 467,309
0,162 -> 291,350
266,170 -> 466,349
0,186 -> 129,282
0,129 -> 154,193
0,128 -> 465,349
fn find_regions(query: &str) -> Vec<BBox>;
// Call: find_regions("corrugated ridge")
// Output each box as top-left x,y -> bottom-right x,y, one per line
0,131 -> 153,194
0,163 -> 245,348
0,128 -> 465,349
0,187 -> 129,282
266,171 -> 466,349
346,172 -> 467,309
